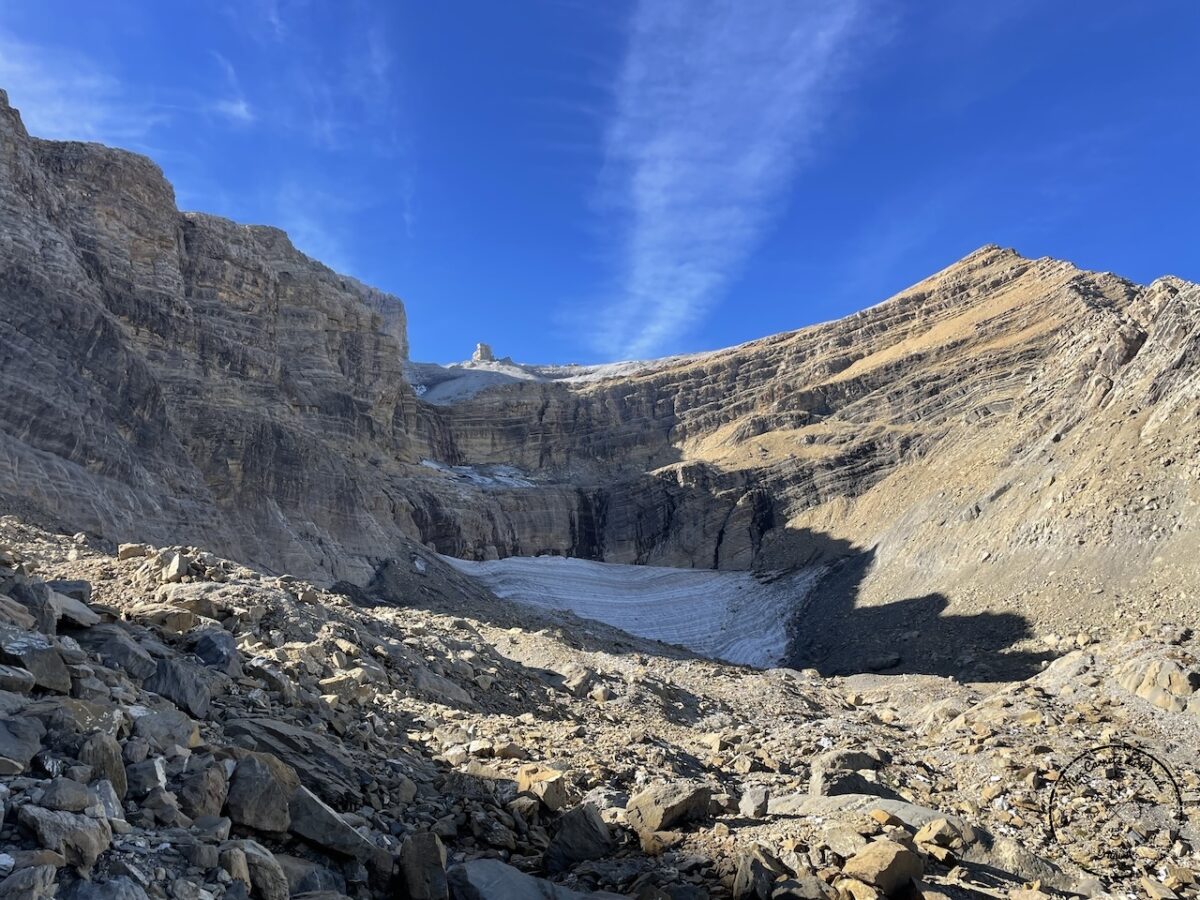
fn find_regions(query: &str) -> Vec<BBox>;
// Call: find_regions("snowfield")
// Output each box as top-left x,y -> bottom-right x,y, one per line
404,350 -> 718,406
444,555 -> 826,668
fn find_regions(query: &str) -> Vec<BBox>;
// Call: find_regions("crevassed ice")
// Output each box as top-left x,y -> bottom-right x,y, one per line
445,555 -> 824,668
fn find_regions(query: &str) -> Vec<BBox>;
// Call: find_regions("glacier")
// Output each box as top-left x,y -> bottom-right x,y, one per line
444,555 -> 825,668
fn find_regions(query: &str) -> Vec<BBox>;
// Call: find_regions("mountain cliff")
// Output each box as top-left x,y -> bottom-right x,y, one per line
2,89 -> 1199,675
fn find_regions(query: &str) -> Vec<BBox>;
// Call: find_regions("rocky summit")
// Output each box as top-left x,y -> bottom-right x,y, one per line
0,90 -> 1199,900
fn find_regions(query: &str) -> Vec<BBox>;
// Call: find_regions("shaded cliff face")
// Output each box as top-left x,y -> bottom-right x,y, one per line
2,88 -> 1199,663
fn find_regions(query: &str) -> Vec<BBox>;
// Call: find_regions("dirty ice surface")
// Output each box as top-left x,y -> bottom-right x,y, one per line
419,459 -> 535,488
444,555 -> 825,667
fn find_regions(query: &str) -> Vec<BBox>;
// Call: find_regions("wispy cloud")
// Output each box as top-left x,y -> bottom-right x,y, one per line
593,0 -> 878,359
274,181 -> 355,274
0,32 -> 167,143
211,52 -> 255,124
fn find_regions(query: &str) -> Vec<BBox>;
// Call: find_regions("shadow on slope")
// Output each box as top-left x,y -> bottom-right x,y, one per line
779,529 -> 1053,682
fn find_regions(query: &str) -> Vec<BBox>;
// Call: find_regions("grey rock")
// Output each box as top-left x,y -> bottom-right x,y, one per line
732,852 -> 772,900
0,625 -> 70,692
227,753 -> 298,832
237,840 -> 289,900
92,779 -> 124,820
64,876 -> 151,900
224,717 -> 361,807
413,665 -> 475,708
17,804 -> 113,872
177,762 -> 228,819
48,589 -> 100,628
80,732 -> 127,798
288,785 -> 390,874
808,748 -> 898,800
39,777 -> 96,812
125,757 -> 167,797
131,707 -> 199,751
183,843 -> 220,869
447,859 -> 625,899
188,628 -> 241,676
770,877 -> 836,900
0,865 -> 57,900
74,626 -> 156,681
143,657 -> 211,718
0,714 -> 44,773
0,663 -> 34,693
7,580 -> 55,634
46,579 -> 92,604
276,854 -> 347,895
399,832 -> 448,900
544,803 -> 614,873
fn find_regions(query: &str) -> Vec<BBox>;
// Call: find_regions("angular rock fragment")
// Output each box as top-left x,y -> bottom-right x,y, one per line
17,805 -> 113,873
625,782 -> 711,835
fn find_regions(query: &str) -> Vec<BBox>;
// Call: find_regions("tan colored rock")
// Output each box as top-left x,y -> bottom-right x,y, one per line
841,840 -> 924,897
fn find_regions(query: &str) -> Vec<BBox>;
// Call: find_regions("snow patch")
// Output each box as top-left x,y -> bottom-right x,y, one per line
444,555 -> 825,667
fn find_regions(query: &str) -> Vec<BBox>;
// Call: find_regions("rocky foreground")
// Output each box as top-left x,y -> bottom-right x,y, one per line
1,516 -> 1197,900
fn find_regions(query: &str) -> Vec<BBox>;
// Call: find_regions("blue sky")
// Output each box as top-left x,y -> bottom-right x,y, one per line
1,2 -> 1197,363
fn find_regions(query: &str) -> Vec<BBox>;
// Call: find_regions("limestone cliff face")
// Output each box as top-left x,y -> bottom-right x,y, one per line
0,90 -> 420,581
2,88 -> 1199,652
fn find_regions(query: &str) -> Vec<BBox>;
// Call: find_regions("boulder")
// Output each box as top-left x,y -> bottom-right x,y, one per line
771,877 -> 836,899
0,625 -> 71,693
79,732 -> 127,798
7,581 -> 56,634
47,580 -> 93,604
188,628 -> 241,676
447,859 -> 625,899
413,666 -> 475,708
17,805 -> 113,873
125,757 -> 167,797
399,832 -> 448,900
841,840 -> 923,896
809,749 -> 898,800
236,840 -> 289,900
74,625 -> 156,681
288,785 -> 391,875
178,763 -> 229,819
517,765 -> 570,811
739,785 -> 770,818
61,876 -> 150,900
227,752 -> 299,832
732,852 -> 773,900
131,707 -> 200,751
143,658 -> 211,718
625,782 -> 711,835
544,803 -> 614,873
39,778 -> 97,813
0,865 -> 57,900
275,855 -> 347,895
47,590 -> 100,628
224,717 -> 362,807
0,714 -> 45,774
0,663 -> 34,694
